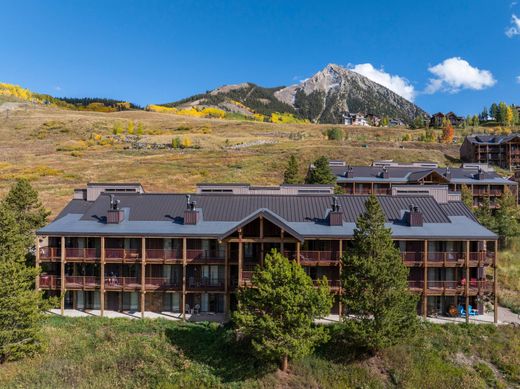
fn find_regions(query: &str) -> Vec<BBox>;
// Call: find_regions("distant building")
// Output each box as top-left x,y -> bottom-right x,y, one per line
430,112 -> 464,127
343,112 -> 369,126
461,134 -> 520,170
323,160 -> 518,207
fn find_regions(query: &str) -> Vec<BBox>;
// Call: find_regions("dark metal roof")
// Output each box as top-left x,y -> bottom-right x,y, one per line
439,202 -> 478,222
332,165 -> 515,185
73,193 -> 451,224
465,134 -> 520,145
54,199 -> 93,221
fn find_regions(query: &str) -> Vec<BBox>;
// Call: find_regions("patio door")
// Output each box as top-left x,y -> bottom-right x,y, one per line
210,266 -> 219,286
201,293 -> 209,312
76,291 -> 84,310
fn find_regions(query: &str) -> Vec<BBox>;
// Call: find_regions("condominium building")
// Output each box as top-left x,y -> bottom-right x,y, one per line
36,182 -> 498,321
461,134 -> 520,170
326,160 -> 517,207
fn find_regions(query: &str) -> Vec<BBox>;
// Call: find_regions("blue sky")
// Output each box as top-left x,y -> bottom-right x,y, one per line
1,0 -> 519,115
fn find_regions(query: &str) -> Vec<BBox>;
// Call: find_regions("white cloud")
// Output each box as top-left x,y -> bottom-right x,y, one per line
425,57 -> 496,94
506,14 -> 520,37
517,75 -> 520,83
349,63 -> 416,101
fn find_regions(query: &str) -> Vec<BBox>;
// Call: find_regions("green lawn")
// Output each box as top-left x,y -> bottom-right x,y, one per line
0,316 -> 519,388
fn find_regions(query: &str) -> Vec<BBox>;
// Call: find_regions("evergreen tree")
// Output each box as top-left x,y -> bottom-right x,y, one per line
490,103 -> 499,120
494,187 -> 520,246
480,107 -> 488,120
283,155 -> 300,184
3,179 -> 50,248
0,204 -> 46,362
475,196 -> 495,231
233,250 -> 333,371
461,185 -> 473,209
306,156 -> 336,185
341,196 -> 418,354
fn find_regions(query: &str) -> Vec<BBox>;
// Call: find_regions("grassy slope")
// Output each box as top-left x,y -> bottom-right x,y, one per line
0,317 -> 519,389
0,105 -> 459,216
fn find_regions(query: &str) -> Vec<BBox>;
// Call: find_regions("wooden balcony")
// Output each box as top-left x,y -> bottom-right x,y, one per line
401,252 -> 424,266
186,249 -> 225,263
408,280 -> 492,295
104,277 -> 141,290
65,248 -> 99,262
186,277 -> 225,291
104,248 -> 141,263
39,275 -> 60,289
427,252 -> 465,267
145,249 -> 182,263
64,276 -> 100,289
144,277 -> 181,291
298,250 -> 340,265
39,247 -> 61,261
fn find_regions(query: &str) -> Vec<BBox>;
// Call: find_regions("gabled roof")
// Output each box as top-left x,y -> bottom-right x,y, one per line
218,208 -> 304,241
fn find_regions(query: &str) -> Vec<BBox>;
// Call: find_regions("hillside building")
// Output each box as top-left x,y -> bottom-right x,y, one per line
326,160 -> 517,207
37,182 -> 498,322
461,134 -> 520,170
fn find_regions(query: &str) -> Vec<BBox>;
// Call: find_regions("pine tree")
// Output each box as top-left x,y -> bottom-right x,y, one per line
306,156 -> 336,185
0,204 -> 46,362
494,187 -> 520,247
233,250 -> 333,371
461,185 -> 473,209
283,155 -> 300,184
341,196 -> 418,354
475,196 -> 495,231
3,179 -> 50,248
490,103 -> 499,120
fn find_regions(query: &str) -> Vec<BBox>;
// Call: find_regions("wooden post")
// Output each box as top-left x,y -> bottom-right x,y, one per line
224,241 -> 229,315
423,240 -> 428,317
35,237 -> 40,290
182,238 -> 187,320
60,236 -> 65,315
338,239 -> 343,318
100,237 -> 105,317
494,240 -> 498,324
465,240 -> 470,324
296,241 -> 301,265
280,229 -> 284,254
238,229 -> 243,285
141,237 -> 146,319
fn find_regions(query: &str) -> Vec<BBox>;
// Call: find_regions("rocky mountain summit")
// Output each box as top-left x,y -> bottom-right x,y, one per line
162,64 -> 428,124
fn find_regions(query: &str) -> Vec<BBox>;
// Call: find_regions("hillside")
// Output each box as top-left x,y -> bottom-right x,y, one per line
0,103 -> 459,216
0,317 -> 518,388
158,64 -> 429,124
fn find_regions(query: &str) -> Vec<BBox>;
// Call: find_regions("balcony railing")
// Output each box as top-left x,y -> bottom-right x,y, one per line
39,247 -> 61,260
65,248 -> 99,260
39,275 -> 60,288
401,252 -> 424,264
144,277 -> 181,290
104,277 -> 141,289
104,248 -> 141,261
427,252 -> 465,264
407,280 -> 492,293
186,249 -> 225,262
186,277 -> 225,290
145,249 -> 182,261
299,250 -> 340,263
64,276 -> 99,288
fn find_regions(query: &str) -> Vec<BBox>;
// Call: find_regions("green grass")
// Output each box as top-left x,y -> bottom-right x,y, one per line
0,317 -> 519,388
497,245 -> 520,314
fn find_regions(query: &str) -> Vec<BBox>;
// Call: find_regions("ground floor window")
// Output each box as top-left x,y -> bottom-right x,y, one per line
163,293 -> 180,313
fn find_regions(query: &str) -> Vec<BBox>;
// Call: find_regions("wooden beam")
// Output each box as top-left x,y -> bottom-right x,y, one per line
35,237 -> 40,290
224,242 -> 229,315
423,240 -> 428,317
238,229 -> 243,286
141,237 -> 146,319
60,236 -> 65,316
226,238 -> 298,243
465,240 -> 470,324
494,240 -> 498,324
296,241 -> 301,265
338,240 -> 343,318
259,216 -> 264,239
182,238 -> 187,320
100,237 -> 105,317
